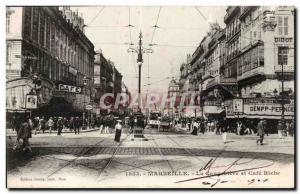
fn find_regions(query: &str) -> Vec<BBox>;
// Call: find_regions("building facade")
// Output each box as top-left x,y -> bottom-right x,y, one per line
177,6 -> 294,126
6,6 -> 95,116
225,6 -> 295,121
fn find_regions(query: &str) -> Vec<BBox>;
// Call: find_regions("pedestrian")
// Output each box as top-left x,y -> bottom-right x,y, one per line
277,120 -> 284,139
134,117 -> 138,128
11,114 -> 17,131
47,117 -> 54,134
286,121 -> 294,137
256,120 -> 265,145
114,120 -> 123,142
63,117 -> 68,130
57,117 -> 63,135
200,119 -> 205,134
263,120 -> 269,136
28,117 -> 33,135
221,118 -> 228,144
129,117 -> 134,133
103,117 -> 109,133
14,116 -> 32,152
69,117 -> 74,132
74,116 -> 80,135
191,119 -> 198,135
39,117 -> 46,134
237,120 -> 242,135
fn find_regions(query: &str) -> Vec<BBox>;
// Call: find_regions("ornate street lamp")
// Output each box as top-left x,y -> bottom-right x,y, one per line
127,31 -> 153,111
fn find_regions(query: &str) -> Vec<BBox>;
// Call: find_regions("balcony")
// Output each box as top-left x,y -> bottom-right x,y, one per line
224,6 -> 240,23
206,75 -> 237,90
240,6 -> 257,20
237,66 -> 264,81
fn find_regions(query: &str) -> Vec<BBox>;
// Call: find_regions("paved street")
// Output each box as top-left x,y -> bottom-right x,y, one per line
7,127 -> 294,188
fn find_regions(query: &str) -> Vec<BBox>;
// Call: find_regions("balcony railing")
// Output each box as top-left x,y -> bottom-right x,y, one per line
274,65 -> 294,73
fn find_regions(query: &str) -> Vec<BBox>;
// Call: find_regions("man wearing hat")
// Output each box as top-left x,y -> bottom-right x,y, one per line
57,117 -> 63,135
114,120 -> 123,142
256,120 -> 265,145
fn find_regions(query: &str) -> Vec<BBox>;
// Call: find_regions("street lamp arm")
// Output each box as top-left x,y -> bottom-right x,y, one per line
127,48 -> 138,53
143,48 -> 154,54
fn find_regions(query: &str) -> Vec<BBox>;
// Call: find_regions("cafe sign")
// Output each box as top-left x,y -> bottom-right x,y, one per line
244,103 -> 294,116
58,84 -> 82,94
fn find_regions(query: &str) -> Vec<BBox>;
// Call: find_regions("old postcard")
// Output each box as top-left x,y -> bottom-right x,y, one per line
6,5 -> 295,189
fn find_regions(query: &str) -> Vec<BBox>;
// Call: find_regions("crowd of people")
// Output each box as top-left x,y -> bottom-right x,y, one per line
177,117 -> 294,144
9,112 -> 294,153
9,112 -> 147,153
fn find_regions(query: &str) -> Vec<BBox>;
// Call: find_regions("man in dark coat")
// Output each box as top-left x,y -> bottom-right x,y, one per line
15,116 -> 32,152
74,117 -> 80,135
256,120 -> 265,145
57,118 -> 63,135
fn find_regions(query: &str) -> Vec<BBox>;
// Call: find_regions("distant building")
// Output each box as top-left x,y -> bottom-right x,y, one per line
93,51 -> 124,115
165,78 -> 180,117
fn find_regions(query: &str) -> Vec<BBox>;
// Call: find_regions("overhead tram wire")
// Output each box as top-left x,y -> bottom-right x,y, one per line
87,6 -> 106,26
127,7 -> 134,45
194,6 -> 210,24
92,41 -> 285,49
150,6 -> 162,46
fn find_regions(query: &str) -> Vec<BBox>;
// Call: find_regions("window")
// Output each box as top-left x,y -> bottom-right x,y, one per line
284,16 -> 289,35
278,46 -> 289,66
277,16 -> 283,35
6,43 -> 11,67
259,46 -> 264,66
6,11 -> 10,33
32,7 -> 39,42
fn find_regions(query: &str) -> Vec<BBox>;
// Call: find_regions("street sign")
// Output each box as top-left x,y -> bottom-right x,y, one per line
233,99 -> 243,113
85,105 -> 93,110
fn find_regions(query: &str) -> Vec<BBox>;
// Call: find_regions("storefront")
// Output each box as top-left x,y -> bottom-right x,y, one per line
225,98 -> 294,133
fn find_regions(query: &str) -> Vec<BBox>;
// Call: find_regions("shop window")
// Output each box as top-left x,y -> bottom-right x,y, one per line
278,46 -> 289,66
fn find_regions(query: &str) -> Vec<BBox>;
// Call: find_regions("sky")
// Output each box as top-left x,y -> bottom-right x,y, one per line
72,6 -> 227,95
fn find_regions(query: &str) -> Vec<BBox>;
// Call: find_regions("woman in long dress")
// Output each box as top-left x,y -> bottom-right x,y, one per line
221,118 -> 228,144
191,120 -> 198,135
114,120 -> 123,142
